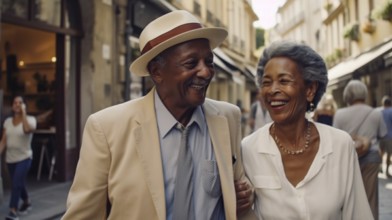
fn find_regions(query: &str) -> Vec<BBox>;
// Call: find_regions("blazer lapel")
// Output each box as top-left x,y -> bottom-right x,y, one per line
204,102 -> 237,220
135,88 -> 166,220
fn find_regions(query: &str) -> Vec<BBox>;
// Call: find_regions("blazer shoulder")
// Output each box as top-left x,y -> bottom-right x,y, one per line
204,99 -> 241,114
89,96 -> 149,125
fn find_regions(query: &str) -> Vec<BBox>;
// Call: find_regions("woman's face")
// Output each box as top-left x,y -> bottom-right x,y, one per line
260,57 -> 316,125
12,96 -> 24,113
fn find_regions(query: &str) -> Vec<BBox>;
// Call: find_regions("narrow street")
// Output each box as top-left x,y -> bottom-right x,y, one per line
379,174 -> 392,220
379,154 -> 392,220
0,155 -> 391,219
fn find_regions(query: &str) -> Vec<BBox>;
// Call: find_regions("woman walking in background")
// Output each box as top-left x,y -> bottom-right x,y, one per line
0,96 -> 37,220
313,93 -> 337,126
333,80 -> 387,220
247,90 -> 272,135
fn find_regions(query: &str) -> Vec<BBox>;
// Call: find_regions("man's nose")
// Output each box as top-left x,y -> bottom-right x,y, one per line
197,63 -> 214,79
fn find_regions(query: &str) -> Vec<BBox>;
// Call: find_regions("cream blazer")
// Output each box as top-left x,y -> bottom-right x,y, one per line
62,88 -> 256,220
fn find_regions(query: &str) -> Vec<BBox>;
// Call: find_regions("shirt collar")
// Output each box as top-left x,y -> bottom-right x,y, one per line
154,91 -> 205,139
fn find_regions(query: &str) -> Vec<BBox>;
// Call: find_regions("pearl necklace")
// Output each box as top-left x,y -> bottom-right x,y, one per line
272,121 -> 311,155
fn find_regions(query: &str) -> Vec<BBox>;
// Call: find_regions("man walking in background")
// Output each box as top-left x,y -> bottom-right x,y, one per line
380,96 -> 392,177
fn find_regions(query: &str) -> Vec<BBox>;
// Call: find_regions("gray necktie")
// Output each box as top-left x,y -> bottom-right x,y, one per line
172,123 -> 195,220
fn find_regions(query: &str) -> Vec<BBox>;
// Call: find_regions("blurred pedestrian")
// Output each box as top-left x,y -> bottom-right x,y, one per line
242,41 -> 372,219
312,93 -> 337,126
247,90 -> 272,135
0,95 -> 37,220
380,96 -> 392,177
62,10 -> 255,220
333,79 -> 387,220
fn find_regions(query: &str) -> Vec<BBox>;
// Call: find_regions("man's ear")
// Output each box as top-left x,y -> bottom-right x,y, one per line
307,81 -> 318,102
148,61 -> 162,84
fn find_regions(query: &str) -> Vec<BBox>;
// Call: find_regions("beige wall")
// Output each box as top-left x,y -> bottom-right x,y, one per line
263,0 -> 391,108
79,0 -> 128,127
79,0 -> 259,124
274,0 -> 392,69
172,0 -> 258,111
324,0 -> 392,60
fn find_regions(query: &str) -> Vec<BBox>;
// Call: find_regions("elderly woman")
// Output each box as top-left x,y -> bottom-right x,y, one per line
333,79 -> 387,220
241,41 -> 373,219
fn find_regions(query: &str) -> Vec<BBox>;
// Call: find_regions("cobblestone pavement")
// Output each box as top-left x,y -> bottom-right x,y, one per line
0,155 -> 391,220
379,153 -> 392,220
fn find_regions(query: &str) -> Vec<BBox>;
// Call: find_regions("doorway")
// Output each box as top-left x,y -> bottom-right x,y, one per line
1,23 -> 57,186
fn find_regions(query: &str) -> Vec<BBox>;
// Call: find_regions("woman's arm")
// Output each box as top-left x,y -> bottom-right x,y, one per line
21,104 -> 36,134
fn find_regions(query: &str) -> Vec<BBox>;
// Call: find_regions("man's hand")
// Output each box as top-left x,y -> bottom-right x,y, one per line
235,180 -> 254,215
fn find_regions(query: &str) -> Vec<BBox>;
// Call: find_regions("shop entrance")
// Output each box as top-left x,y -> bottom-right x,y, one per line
1,23 -> 57,186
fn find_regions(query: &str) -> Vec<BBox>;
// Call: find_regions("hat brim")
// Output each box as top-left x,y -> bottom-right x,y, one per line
129,27 -> 228,77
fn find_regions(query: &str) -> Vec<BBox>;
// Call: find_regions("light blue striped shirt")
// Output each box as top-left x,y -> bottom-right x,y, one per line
154,92 -> 225,220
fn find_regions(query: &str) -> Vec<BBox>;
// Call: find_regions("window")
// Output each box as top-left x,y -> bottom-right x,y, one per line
193,1 -> 201,16
1,0 -> 28,18
34,0 -> 61,26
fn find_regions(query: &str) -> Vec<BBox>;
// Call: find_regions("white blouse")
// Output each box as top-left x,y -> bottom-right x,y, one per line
3,116 -> 37,163
241,122 -> 373,220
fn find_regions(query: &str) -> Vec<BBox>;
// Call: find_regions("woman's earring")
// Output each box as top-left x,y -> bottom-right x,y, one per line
309,102 -> 315,111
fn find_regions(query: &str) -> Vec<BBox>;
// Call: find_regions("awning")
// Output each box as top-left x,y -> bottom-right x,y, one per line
213,54 -> 232,75
213,47 -> 238,69
245,64 -> 257,77
245,65 -> 257,78
213,48 -> 256,83
328,39 -> 392,84
243,65 -> 256,81
155,0 -> 177,11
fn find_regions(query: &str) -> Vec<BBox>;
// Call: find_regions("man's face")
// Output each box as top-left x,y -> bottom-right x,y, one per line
151,38 -> 215,111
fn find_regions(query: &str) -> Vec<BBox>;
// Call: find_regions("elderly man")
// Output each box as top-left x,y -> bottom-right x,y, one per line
334,80 -> 387,220
62,10 -> 255,220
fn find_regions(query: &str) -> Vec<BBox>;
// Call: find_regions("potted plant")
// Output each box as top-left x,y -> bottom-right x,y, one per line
362,18 -> 376,34
325,53 -> 336,67
324,2 -> 333,13
343,22 -> 360,41
372,0 -> 392,21
334,48 -> 344,60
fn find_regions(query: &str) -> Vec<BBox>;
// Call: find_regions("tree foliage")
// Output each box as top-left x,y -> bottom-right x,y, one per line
256,28 -> 265,49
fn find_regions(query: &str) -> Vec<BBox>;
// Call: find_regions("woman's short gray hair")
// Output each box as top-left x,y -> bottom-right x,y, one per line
256,40 -> 328,111
343,79 -> 368,104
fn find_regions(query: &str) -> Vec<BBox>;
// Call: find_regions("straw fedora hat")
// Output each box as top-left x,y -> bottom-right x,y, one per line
129,10 -> 228,77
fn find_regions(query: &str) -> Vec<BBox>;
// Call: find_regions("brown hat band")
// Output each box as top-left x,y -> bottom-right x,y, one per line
141,23 -> 202,55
